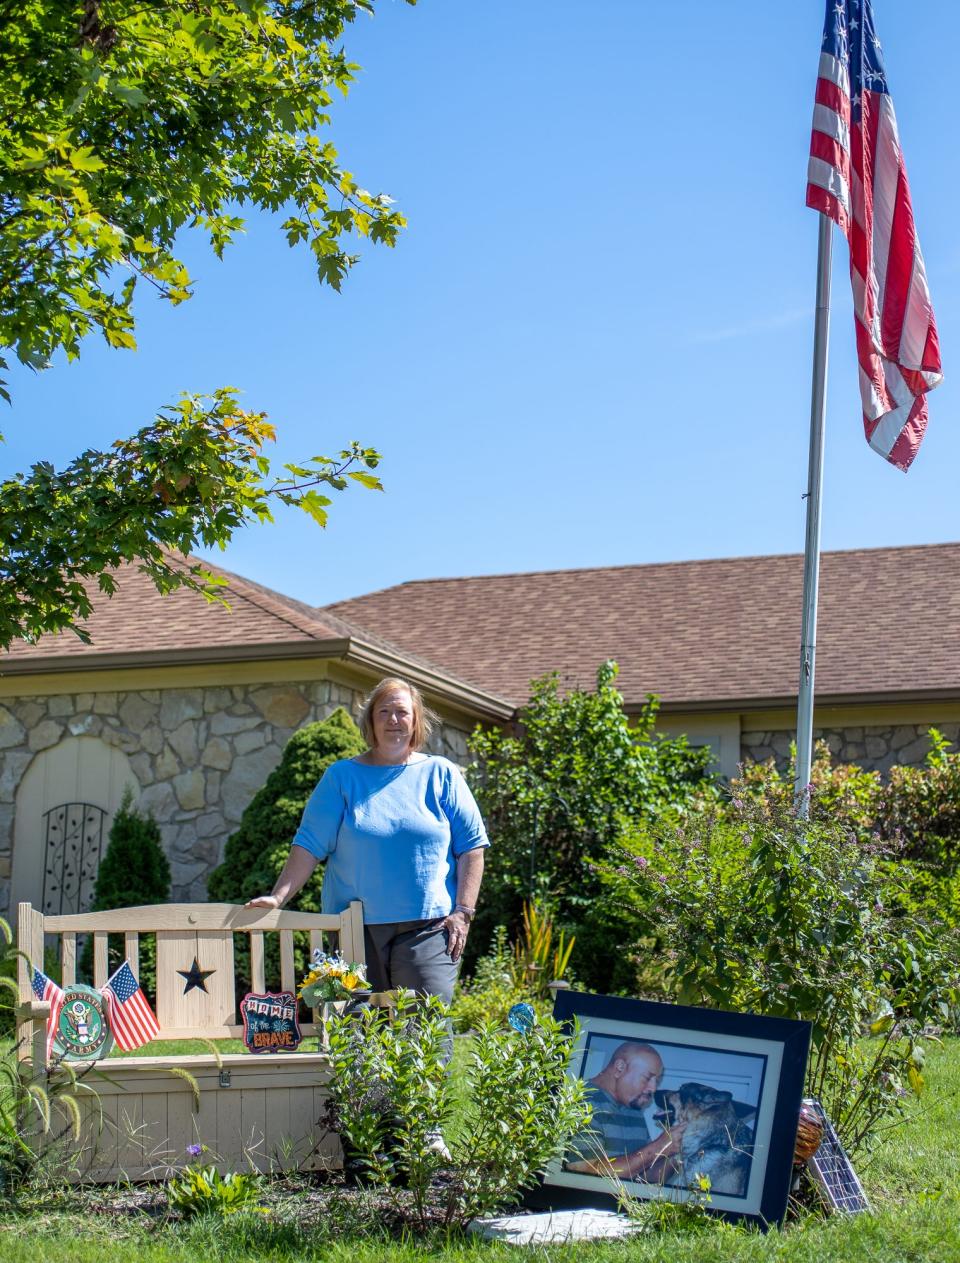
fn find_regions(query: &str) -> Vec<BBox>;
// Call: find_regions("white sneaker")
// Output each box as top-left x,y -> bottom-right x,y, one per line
425,1130 -> 451,1161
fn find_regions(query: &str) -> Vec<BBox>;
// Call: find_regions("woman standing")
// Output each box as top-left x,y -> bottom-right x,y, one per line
246,677 -> 487,1004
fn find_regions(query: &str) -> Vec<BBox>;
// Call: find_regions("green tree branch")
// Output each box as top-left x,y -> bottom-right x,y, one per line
0,388 -> 382,647
0,0 -> 412,640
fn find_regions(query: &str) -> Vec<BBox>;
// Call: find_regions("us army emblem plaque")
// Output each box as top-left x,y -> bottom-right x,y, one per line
53,985 -> 114,1061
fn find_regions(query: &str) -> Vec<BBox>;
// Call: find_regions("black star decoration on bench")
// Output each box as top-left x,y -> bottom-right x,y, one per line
177,957 -> 216,995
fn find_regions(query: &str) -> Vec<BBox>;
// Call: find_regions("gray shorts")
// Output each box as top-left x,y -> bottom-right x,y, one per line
363,918 -> 459,1005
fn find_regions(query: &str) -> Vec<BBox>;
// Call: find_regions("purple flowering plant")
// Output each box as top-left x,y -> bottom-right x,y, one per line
168,1143 -> 263,1217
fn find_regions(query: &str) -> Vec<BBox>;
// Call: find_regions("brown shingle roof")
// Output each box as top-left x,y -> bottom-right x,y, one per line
325,543 -> 960,710
2,557 -> 347,664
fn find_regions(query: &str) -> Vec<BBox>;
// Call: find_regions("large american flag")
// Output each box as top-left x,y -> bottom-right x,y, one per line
31,966 -> 65,1061
102,960 -> 159,1052
806,0 -> 942,471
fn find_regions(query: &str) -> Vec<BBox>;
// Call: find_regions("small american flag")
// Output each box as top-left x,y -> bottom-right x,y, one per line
806,0 -> 942,471
31,967 -> 65,1061
102,960 -> 159,1052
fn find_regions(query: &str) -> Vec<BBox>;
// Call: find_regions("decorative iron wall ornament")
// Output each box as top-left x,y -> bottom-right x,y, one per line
41,802 -> 108,916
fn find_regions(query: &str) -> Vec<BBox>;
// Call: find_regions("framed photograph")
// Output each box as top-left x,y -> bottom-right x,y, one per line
531,990 -> 811,1226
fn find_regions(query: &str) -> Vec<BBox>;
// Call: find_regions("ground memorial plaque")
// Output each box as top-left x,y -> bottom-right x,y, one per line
469,1210 -> 638,1245
240,990 -> 303,1054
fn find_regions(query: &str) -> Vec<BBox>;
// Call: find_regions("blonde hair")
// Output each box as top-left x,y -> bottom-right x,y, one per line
359,677 -> 435,752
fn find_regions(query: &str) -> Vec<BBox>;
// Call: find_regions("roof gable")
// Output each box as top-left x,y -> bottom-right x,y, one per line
2,557 -> 347,665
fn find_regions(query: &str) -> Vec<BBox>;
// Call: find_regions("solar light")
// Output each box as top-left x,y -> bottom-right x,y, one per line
802,1098 -> 870,1215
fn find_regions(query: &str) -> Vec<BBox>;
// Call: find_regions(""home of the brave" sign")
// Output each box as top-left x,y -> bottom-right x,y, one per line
239,991 -> 303,1053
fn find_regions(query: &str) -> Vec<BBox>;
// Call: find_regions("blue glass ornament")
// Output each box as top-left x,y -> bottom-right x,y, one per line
508,1002 -> 536,1033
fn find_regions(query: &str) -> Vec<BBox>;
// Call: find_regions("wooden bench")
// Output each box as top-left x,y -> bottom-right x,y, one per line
16,899 -> 365,1181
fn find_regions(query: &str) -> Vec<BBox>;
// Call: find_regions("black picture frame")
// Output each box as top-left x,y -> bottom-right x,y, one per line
528,990 -> 811,1227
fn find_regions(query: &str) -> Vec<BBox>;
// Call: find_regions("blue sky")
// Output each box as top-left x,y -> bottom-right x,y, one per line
5,1 -> 958,606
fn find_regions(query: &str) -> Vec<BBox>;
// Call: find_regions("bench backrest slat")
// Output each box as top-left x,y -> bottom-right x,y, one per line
61,933 -> 77,987
17,903 -> 44,1054
124,931 -> 139,978
250,931 -> 266,994
93,933 -> 108,989
279,930 -> 295,996
43,904 -> 350,933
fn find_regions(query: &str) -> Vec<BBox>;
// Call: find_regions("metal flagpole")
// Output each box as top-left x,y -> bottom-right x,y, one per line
795,213 -> 833,817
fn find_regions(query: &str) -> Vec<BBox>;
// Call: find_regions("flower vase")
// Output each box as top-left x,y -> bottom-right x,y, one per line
317,999 -> 346,1049
344,988 -> 373,1017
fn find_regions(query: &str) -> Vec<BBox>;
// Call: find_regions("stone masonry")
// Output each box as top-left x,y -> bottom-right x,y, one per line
740,722 -> 960,776
0,681 -> 472,912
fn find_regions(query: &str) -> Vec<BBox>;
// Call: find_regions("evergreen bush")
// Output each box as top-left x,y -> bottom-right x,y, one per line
207,707 -> 365,908
206,707 -> 365,986
80,789 -> 170,1000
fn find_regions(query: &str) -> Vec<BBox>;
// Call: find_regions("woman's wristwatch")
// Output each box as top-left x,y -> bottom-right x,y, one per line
454,904 -> 476,921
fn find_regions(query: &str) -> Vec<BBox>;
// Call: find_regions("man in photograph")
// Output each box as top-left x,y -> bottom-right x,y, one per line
564,1041 -> 687,1182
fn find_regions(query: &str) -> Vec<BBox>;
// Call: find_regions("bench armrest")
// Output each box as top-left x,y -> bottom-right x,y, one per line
15,999 -> 51,1073
16,1000 -> 51,1022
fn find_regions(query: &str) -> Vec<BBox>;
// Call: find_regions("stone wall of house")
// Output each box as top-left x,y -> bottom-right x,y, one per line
0,681 -> 472,911
740,722 -> 960,775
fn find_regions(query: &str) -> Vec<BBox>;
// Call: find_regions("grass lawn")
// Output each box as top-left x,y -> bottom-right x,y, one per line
2,1038 -> 959,1262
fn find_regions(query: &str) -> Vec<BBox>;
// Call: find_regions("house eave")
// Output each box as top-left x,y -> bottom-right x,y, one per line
0,636 -> 516,724
0,639 -> 353,676
640,687 -> 960,716
343,637 -> 516,723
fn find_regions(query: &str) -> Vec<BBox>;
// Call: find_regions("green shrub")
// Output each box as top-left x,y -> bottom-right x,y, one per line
732,739 -> 883,839
324,993 -> 454,1229
206,708 -> 365,986
0,916 -> 90,1192
466,661 -> 714,990
602,794 -> 960,1152
880,857 -> 960,931
0,916 -> 26,1182
323,993 -> 590,1230
0,940 -> 15,1042
449,1014 -> 590,1224
452,903 -> 576,1033
79,789 -> 170,998
732,731 -> 960,936
880,728 -> 960,864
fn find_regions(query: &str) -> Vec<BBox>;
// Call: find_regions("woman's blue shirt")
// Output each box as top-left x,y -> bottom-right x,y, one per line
291,754 -> 489,924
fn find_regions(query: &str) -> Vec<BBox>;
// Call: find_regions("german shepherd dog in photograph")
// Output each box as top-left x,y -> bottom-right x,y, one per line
653,1082 -> 754,1197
